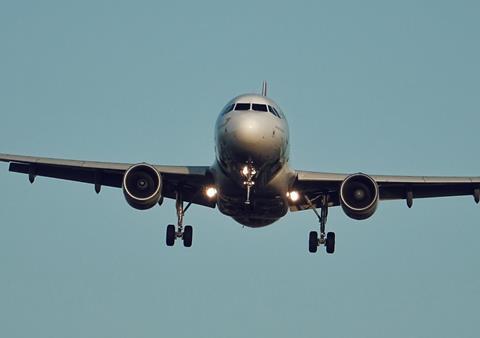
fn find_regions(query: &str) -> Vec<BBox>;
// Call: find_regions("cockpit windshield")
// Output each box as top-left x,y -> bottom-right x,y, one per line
220,104 -> 235,116
235,103 -> 251,111
252,103 -> 268,112
268,105 -> 280,118
221,102 -> 283,119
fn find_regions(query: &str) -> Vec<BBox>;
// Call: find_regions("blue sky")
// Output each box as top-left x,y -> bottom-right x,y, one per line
1,1 -> 479,337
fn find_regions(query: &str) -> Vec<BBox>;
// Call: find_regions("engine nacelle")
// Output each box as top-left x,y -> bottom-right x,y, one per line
340,173 -> 379,220
122,163 -> 162,210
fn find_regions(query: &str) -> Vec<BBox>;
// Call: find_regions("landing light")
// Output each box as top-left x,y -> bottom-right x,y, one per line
287,191 -> 300,202
241,165 -> 256,177
205,187 -> 218,199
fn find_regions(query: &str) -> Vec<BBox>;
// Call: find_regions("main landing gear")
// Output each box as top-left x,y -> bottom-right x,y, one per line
305,194 -> 335,254
166,191 -> 193,247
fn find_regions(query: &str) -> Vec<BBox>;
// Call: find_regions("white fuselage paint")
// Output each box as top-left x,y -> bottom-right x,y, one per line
211,94 -> 296,227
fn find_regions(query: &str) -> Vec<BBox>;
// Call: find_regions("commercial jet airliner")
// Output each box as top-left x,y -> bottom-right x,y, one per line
1,82 -> 479,253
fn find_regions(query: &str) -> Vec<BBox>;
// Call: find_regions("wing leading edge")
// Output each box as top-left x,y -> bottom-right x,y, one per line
291,170 -> 480,211
0,153 -> 215,208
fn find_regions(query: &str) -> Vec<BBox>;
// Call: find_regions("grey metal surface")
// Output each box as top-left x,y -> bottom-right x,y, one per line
296,170 -> 480,184
0,153 -> 131,170
0,153 -> 210,176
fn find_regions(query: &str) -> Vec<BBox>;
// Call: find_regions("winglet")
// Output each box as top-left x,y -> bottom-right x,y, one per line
261,81 -> 268,97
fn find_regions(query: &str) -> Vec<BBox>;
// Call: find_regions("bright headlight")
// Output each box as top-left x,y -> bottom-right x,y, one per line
205,187 -> 218,198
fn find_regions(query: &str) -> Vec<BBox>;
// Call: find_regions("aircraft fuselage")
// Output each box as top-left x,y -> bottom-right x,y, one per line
212,94 -> 295,227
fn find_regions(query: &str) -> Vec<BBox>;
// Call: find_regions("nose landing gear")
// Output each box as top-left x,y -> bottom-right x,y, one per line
305,194 -> 335,254
165,191 -> 193,247
241,161 -> 257,205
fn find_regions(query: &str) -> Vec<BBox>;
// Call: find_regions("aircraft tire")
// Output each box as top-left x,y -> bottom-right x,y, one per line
166,224 -> 176,246
183,225 -> 193,247
309,231 -> 318,253
326,232 -> 335,254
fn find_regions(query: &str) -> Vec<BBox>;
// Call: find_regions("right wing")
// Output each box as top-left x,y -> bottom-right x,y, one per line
290,170 -> 480,211
0,153 -> 215,208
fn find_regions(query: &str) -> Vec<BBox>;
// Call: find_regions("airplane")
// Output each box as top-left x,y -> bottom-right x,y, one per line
1,82 -> 479,254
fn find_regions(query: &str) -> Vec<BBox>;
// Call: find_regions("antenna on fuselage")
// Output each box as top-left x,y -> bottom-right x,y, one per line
261,81 -> 268,97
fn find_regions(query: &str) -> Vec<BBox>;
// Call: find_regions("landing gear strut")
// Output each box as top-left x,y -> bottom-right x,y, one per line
241,161 -> 257,205
166,191 -> 193,247
305,194 -> 335,254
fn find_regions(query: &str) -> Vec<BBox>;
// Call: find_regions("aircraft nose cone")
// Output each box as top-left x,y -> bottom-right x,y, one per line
234,114 -> 265,146
215,110 -> 286,168
225,112 -> 282,163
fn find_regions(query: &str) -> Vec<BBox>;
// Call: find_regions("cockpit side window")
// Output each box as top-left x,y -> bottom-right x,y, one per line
221,104 -> 235,116
268,105 -> 281,118
235,103 -> 251,111
252,103 -> 268,112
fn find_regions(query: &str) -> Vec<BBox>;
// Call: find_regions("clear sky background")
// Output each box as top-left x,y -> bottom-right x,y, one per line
0,1 -> 479,337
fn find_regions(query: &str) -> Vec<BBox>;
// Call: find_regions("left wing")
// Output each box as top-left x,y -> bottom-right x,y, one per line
0,153 -> 215,208
290,170 -> 480,211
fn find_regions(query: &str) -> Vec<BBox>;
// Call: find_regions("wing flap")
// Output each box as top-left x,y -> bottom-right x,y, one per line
0,153 -> 130,170
379,182 -> 478,200
9,162 -> 123,187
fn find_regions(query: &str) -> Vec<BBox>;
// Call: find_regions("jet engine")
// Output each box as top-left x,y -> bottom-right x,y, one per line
339,173 -> 379,220
122,163 -> 162,210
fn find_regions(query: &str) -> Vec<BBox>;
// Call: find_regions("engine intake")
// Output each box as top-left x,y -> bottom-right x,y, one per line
123,163 -> 162,210
340,173 -> 379,220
